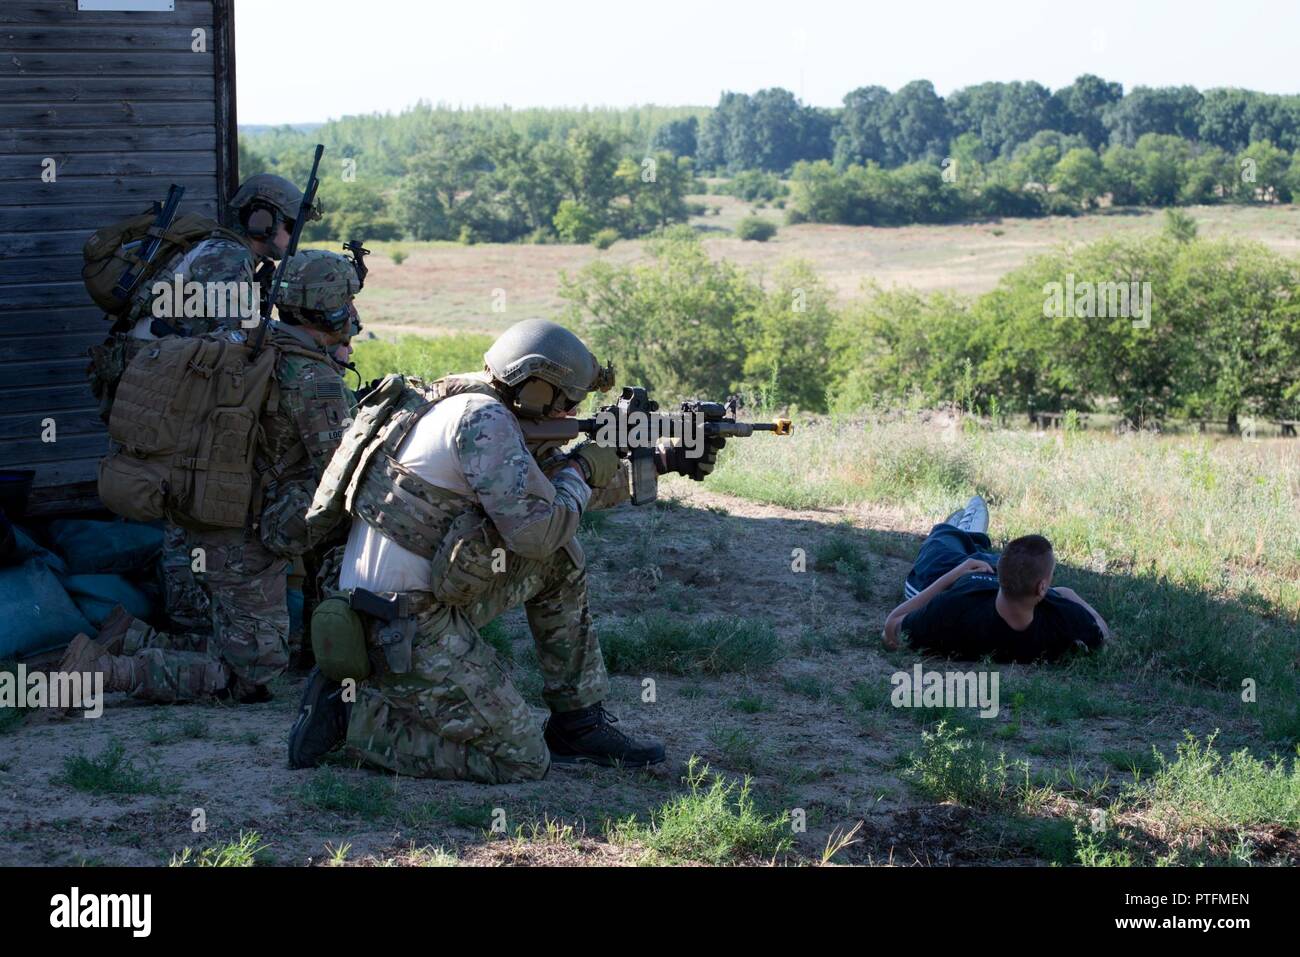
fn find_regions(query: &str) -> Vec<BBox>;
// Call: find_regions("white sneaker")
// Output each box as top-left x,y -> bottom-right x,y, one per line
953,495 -> 989,534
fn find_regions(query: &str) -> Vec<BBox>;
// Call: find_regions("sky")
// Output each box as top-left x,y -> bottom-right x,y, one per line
235,0 -> 1300,125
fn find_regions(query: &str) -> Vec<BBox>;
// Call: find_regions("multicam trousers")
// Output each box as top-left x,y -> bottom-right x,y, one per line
345,544 -> 608,783
124,527 -> 290,702
159,522 -> 210,631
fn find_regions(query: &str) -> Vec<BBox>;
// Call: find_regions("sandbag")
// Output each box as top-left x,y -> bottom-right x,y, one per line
0,559 -> 95,659
62,574 -> 153,628
11,525 -> 66,574
48,519 -> 162,576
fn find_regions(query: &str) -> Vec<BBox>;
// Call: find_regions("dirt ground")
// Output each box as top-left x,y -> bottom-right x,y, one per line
0,481 -> 1255,867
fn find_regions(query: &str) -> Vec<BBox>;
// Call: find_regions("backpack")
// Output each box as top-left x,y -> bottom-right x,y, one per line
82,209 -> 252,317
97,335 -> 280,531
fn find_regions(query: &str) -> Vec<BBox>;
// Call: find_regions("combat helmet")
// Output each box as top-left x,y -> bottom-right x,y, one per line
229,173 -> 321,256
484,318 -> 614,417
275,249 -> 361,333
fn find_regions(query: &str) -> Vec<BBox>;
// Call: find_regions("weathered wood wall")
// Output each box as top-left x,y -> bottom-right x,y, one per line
0,0 -> 237,513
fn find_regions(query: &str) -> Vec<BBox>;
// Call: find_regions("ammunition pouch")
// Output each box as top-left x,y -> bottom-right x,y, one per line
428,512 -> 499,607
309,596 -> 369,682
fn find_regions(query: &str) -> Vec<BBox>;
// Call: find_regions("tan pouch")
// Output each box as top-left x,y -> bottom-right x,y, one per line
429,513 -> 499,607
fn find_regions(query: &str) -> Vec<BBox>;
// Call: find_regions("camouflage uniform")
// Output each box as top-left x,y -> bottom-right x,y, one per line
111,263 -> 357,702
89,229 -> 263,637
341,377 -> 615,783
125,234 -> 260,337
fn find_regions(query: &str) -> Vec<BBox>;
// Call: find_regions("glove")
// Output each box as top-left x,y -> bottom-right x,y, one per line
569,440 -> 620,489
655,435 -> 726,481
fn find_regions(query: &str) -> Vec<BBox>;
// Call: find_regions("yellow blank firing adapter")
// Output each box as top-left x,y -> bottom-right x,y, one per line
774,418 -> 793,435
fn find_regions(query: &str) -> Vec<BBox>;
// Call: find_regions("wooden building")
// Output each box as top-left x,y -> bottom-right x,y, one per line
0,0 -> 238,514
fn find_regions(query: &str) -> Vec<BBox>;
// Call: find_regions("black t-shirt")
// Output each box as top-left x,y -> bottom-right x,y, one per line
900,573 -> 1105,663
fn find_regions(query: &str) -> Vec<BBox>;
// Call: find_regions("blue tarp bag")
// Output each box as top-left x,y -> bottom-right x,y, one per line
0,559 -> 94,659
48,519 -> 162,575
62,574 -> 153,628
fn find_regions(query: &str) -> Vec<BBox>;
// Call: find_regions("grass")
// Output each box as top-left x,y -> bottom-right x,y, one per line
813,533 -> 873,601
480,618 -> 515,663
54,741 -> 167,796
299,769 -> 397,820
600,614 -> 782,676
708,726 -> 765,774
352,333 -> 493,385
611,757 -> 792,865
1135,733 -> 1300,832
169,831 -> 268,867
710,415 -> 1300,745
902,722 -> 1026,810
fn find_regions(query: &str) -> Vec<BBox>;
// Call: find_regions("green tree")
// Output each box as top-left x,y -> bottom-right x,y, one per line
1052,148 -> 1107,208
737,262 -> 834,410
558,229 -> 760,401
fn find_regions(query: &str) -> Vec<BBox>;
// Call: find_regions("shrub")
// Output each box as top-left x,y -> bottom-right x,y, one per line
736,217 -> 777,242
591,227 -> 619,250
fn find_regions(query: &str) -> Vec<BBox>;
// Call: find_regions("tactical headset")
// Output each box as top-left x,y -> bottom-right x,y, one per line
241,201 -> 292,257
512,379 -> 572,418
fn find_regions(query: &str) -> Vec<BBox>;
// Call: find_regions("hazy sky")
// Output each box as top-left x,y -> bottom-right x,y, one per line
235,0 -> 1300,125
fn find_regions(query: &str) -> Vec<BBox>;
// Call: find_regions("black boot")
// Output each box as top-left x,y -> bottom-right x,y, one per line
544,703 -> 665,768
288,668 -> 350,769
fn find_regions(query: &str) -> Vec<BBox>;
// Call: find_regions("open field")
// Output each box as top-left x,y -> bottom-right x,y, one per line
3,418 -> 1296,867
323,202 -> 1300,338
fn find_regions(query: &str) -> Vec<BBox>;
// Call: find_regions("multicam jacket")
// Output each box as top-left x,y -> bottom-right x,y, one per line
126,233 -> 262,337
255,321 -> 356,556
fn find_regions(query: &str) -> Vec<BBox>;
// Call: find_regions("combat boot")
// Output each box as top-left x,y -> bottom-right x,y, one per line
287,667 -> 351,769
94,604 -> 138,655
544,703 -> 665,768
56,634 -> 139,692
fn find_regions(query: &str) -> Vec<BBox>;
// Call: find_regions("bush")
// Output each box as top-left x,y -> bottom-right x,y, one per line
591,228 -> 619,250
736,217 -> 777,242
553,199 -> 600,244
559,229 -> 758,401
389,248 -> 407,266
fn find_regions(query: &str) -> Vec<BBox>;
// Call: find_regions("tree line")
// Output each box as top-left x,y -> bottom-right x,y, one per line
240,116 -> 700,245
242,77 -> 1300,244
559,224 -> 1300,428
680,77 -> 1300,174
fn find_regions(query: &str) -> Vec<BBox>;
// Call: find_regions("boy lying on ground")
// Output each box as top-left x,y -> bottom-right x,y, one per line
882,496 -> 1109,662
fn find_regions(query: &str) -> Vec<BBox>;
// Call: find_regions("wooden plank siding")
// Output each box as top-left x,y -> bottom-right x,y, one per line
0,0 -> 237,515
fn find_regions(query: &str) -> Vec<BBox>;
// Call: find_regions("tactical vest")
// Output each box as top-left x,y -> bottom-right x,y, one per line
304,373 -> 506,559
98,330 -> 330,532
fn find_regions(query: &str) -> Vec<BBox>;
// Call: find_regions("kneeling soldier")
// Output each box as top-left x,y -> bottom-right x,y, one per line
288,319 -> 725,781
61,251 -> 360,704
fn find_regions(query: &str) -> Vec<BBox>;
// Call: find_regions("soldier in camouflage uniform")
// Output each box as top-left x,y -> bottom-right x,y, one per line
288,319 -> 725,782
88,174 -> 323,633
61,251 -> 360,704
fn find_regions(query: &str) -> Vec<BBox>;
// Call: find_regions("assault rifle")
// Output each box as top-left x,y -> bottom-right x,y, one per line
250,143 -> 324,356
519,386 -> 791,505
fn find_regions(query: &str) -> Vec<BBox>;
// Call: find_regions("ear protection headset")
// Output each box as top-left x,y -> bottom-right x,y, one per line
514,379 -> 562,418
242,201 -> 280,240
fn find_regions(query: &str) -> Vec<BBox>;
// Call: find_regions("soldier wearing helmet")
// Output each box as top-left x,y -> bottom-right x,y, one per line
289,318 -> 695,780
92,174 -> 322,638
63,250 -> 360,704
121,172 -> 321,342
